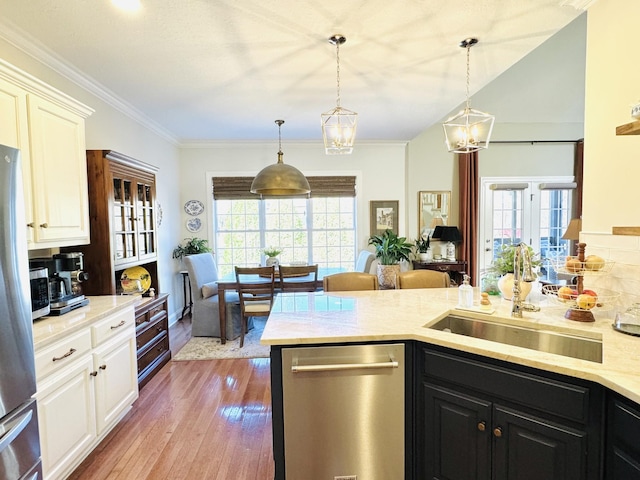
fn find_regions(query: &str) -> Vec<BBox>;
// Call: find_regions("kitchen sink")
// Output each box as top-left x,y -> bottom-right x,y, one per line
426,315 -> 603,363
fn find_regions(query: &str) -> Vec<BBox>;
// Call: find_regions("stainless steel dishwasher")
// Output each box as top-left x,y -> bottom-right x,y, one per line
281,343 -> 405,480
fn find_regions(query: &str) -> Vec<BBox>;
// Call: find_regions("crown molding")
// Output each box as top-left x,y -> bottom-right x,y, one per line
0,19 -> 179,145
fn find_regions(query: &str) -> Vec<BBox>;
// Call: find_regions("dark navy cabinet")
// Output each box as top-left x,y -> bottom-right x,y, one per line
417,345 -> 604,480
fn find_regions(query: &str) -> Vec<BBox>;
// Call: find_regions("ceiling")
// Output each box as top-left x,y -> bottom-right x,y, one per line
0,1 -> 587,144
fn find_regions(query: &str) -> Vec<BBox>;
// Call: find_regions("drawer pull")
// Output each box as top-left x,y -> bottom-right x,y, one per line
477,421 -> 486,432
493,427 -> 503,438
110,320 -> 126,330
89,371 -> 98,377
52,348 -> 76,362
99,364 -> 107,370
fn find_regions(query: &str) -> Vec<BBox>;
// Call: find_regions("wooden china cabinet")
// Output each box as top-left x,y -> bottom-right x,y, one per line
64,150 -> 170,388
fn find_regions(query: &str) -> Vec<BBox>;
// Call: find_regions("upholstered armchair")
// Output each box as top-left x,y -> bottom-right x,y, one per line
183,253 -> 246,339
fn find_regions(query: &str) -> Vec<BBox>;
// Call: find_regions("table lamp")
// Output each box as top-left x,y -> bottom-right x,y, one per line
432,226 -> 461,261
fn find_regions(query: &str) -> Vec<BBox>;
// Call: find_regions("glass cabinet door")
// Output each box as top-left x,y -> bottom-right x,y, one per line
113,177 -> 138,265
136,182 -> 156,260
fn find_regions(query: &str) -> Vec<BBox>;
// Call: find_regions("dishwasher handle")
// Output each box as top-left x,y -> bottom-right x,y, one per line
291,356 -> 398,373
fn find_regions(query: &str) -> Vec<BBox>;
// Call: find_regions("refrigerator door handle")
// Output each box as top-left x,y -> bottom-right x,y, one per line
292,355 -> 398,373
0,408 -> 33,454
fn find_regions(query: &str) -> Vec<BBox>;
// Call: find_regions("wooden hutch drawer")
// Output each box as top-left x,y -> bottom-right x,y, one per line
134,293 -> 170,388
137,334 -> 170,386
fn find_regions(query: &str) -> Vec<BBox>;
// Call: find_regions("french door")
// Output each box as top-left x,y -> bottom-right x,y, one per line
479,177 -> 575,274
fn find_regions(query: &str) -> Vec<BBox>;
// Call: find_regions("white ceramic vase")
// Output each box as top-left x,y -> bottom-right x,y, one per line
497,273 -> 532,301
265,256 -> 279,268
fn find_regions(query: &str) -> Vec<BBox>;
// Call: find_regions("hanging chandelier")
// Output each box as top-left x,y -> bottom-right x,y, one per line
321,34 -> 357,155
250,120 -> 311,196
443,38 -> 494,154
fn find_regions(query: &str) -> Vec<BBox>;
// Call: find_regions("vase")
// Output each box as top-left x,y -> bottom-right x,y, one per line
377,264 -> 401,289
497,273 -> 532,301
265,256 -> 279,268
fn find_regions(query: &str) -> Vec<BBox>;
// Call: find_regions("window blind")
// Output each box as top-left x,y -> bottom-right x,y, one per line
212,176 -> 356,200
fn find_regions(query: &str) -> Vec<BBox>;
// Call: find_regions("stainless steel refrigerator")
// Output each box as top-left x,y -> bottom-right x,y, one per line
0,145 -> 43,479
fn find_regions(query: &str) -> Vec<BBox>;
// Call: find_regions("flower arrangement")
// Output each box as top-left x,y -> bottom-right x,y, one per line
263,247 -> 282,258
489,244 -> 542,276
414,235 -> 431,253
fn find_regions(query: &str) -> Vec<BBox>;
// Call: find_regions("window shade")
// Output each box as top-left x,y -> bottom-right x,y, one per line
212,176 -> 356,200
489,183 -> 528,191
538,182 -> 577,190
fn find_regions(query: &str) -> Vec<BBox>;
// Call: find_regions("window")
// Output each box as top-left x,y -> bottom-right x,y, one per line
480,177 -> 575,276
212,176 -> 357,278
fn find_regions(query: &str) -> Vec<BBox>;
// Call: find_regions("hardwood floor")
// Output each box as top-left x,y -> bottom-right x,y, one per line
68,315 -> 275,479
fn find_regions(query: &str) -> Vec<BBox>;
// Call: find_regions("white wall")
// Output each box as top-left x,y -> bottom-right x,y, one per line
406,15 -> 586,254
580,0 -> 640,303
178,141 -> 407,252
0,38 -> 184,322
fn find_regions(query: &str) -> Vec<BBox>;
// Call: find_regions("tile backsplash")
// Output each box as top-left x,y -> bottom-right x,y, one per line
580,232 -> 640,307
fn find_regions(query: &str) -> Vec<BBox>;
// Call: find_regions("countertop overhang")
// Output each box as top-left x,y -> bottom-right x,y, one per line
32,295 -> 142,350
262,289 -> 640,404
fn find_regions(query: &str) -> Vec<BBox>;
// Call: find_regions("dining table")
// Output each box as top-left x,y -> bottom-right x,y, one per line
216,266 -> 345,344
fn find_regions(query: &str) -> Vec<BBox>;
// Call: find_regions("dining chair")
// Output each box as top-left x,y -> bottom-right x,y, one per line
396,270 -> 450,289
355,250 -> 376,273
183,253 -> 242,338
234,266 -> 276,347
322,272 -> 379,292
279,265 -> 319,292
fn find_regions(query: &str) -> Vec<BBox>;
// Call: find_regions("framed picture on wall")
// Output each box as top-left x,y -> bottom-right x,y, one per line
370,200 -> 399,236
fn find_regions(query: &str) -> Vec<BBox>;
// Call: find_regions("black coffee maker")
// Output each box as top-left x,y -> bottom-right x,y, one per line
29,253 -> 90,315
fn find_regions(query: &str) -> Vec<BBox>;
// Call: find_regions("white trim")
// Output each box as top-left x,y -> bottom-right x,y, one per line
0,19 -> 178,144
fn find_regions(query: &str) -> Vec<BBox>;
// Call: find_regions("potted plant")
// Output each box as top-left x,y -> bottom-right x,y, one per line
263,247 -> 282,267
489,244 -> 542,300
172,237 -> 212,261
414,234 -> 432,262
368,229 -> 413,288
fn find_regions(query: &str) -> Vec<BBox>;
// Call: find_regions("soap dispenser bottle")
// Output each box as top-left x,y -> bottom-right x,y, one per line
458,274 -> 474,308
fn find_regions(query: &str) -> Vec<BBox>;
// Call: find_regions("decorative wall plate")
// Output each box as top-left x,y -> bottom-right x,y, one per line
186,217 -> 202,233
120,265 -> 151,294
184,199 -> 204,216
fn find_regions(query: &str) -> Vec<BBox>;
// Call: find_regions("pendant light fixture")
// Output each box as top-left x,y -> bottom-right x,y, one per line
321,34 -> 357,155
443,38 -> 494,154
250,120 -> 311,196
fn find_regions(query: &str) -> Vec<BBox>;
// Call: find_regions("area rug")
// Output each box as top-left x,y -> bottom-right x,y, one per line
173,318 -> 270,360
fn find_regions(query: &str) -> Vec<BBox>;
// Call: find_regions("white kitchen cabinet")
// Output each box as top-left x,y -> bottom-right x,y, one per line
0,58 -> 93,249
0,75 -> 34,243
34,306 -> 138,480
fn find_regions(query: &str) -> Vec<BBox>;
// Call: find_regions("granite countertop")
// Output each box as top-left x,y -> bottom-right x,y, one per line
261,288 -> 640,404
32,295 -> 141,350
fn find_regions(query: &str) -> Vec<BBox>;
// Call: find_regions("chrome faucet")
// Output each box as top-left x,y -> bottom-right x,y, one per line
511,242 -> 541,318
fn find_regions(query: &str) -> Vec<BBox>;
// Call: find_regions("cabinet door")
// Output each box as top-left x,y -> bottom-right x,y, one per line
492,404 -> 586,480
423,384 -> 492,480
606,395 -> 640,480
0,78 -> 34,243
135,179 -> 157,261
27,94 -> 89,246
36,355 -> 96,480
112,172 -> 157,266
93,333 -> 138,434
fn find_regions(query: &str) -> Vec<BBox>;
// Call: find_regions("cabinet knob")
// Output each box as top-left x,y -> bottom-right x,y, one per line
40,222 -> 48,228
89,371 -> 98,377
477,421 -> 486,432
493,427 -> 503,438
27,222 -> 34,228
99,364 -> 107,370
